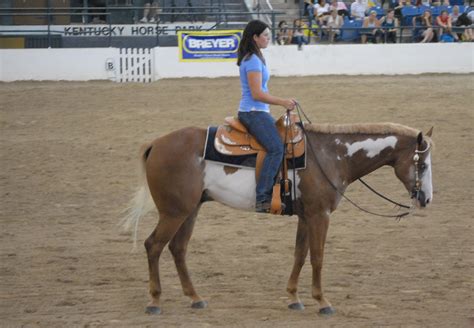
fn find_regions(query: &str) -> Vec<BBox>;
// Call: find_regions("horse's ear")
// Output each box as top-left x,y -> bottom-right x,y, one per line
417,132 -> 423,146
426,126 -> 434,137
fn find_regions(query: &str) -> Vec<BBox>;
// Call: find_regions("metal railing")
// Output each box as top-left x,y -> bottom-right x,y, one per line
1,6 -> 471,48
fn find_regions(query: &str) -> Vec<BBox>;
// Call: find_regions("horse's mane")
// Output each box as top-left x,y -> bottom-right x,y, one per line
304,122 -> 420,137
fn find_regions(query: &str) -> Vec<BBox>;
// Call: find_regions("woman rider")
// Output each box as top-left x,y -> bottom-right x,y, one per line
237,20 -> 297,213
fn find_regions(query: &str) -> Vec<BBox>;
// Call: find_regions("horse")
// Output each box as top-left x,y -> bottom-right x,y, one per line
122,121 -> 434,315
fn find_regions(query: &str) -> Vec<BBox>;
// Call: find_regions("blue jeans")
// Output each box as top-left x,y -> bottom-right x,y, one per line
238,111 -> 284,204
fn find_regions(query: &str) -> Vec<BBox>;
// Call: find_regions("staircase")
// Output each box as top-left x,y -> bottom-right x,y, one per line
220,0 -> 252,23
258,0 -> 301,25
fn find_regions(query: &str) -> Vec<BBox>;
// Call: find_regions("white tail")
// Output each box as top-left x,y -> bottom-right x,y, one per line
120,143 -> 155,248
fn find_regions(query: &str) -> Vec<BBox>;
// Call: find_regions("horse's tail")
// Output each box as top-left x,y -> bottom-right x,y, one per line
120,142 -> 155,248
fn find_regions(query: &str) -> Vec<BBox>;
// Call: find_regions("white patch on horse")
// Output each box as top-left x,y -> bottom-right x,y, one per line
203,161 -> 301,211
337,155 -> 341,161
335,138 -> 341,145
344,136 -> 398,158
421,153 -> 433,204
214,138 -> 232,155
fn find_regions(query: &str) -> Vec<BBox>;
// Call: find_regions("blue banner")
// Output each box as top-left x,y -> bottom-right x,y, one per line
178,30 -> 242,62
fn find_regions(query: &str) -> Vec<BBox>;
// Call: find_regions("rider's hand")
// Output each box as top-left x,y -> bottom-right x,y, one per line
283,99 -> 297,111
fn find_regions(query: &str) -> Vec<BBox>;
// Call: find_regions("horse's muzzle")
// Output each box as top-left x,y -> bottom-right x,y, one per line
412,190 -> 429,208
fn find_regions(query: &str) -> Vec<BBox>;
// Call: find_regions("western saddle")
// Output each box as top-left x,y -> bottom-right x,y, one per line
214,113 -> 305,215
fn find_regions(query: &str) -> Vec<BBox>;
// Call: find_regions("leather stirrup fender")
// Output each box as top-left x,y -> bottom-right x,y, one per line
270,183 -> 283,215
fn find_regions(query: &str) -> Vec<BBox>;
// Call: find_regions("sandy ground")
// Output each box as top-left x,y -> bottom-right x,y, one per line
1,74 -> 473,328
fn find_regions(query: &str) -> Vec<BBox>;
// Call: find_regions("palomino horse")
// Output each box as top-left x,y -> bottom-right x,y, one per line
122,121 -> 434,315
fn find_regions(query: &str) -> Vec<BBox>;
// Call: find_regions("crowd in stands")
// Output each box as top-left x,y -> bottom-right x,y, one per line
277,0 -> 473,46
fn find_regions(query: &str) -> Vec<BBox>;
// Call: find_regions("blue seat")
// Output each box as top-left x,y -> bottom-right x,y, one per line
449,0 -> 464,5
419,5 -> 431,14
401,6 -> 420,26
340,20 -> 363,42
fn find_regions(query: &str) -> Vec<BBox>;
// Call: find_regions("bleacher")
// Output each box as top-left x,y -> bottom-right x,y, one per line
336,0 -> 472,43
0,0 -> 472,49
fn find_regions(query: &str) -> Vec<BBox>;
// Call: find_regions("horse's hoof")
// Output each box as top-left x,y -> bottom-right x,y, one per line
319,306 -> 335,316
288,302 -> 305,311
145,306 -> 162,315
191,300 -> 208,309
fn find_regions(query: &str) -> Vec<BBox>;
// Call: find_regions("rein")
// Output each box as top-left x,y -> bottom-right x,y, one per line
292,103 -> 411,220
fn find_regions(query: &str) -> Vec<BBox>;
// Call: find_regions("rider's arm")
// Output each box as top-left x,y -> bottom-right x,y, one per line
247,71 -> 295,110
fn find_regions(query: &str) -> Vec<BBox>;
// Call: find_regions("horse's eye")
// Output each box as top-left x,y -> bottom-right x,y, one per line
420,164 -> 426,170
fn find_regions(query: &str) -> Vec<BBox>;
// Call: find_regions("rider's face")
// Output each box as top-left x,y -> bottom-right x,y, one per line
253,28 -> 271,49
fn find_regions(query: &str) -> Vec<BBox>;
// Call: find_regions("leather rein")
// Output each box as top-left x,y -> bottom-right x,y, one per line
291,103 -> 425,220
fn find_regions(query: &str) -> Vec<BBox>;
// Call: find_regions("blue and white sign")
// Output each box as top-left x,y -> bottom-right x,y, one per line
178,30 -> 242,62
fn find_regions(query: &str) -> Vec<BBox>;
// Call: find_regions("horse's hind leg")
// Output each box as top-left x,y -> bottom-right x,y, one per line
287,216 -> 309,310
168,205 -> 207,309
144,214 -> 187,314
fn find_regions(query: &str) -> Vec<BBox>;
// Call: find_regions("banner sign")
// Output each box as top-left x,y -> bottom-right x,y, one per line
178,30 -> 242,62
0,23 -> 216,37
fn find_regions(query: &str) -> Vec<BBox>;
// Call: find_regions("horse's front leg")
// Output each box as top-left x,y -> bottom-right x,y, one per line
286,216 -> 309,310
307,211 -> 335,315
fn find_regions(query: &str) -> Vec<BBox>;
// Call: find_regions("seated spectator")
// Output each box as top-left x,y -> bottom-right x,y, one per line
380,9 -> 399,43
436,10 -> 458,42
313,0 -> 331,24
322,9 -> 343,42
413,10 -> 435,43
451,6 -> 473,41
351,0 -> 368,20
139,0 -> 160,23
414,0 -> 431,7
329,0 -> 349,17
393,0 -> 408,21
291,18 -> 310,50
277,20 -> 292,45
361,10 -> 383,43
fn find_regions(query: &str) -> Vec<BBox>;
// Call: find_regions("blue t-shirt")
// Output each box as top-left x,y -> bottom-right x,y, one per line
238,54 -> 270,112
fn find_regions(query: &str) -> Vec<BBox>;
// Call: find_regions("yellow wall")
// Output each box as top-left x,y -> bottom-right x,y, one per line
0,37 -> 25,48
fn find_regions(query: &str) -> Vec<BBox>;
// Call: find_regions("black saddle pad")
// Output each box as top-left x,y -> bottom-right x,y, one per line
203,126 -> 306,170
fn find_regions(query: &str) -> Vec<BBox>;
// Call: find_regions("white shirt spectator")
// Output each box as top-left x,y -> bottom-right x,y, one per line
314,3 -> 330,17
351,0 -> 367,20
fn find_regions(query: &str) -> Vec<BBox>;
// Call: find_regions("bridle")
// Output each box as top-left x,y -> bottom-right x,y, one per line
292,103 -> 431,220
411,141 -> 431,201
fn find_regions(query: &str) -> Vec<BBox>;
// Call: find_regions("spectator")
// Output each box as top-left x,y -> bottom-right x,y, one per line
351,0 -> 367,20
139,0 -> 160,23
394,0 -> 408,21
313,0 -> 331,24
322,9 -> 343,42
414,10 -> 435,43
361,10 -> 383,43
329,0 -> 349,17
436,10 -> 458,42
451,6 -> 473,41
291,18 -> 310,50
276,20 -> 292,45
380,9 -> 399,43
305,0 -> 316,26
415,0 -> 431,7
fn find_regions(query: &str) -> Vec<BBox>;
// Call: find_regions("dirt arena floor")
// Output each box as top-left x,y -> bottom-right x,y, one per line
1,74 -> 473,328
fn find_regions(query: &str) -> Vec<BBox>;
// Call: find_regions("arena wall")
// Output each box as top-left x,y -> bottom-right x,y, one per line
1,43 -> 472,81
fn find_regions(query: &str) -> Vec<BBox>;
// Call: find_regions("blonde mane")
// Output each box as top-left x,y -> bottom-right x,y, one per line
304,122 -> 420,137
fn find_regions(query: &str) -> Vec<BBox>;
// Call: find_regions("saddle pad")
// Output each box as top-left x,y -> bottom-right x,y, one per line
203,127 -> 306,170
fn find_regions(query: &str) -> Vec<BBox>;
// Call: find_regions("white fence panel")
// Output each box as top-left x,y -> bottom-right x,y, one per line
118,48 -> 153,83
